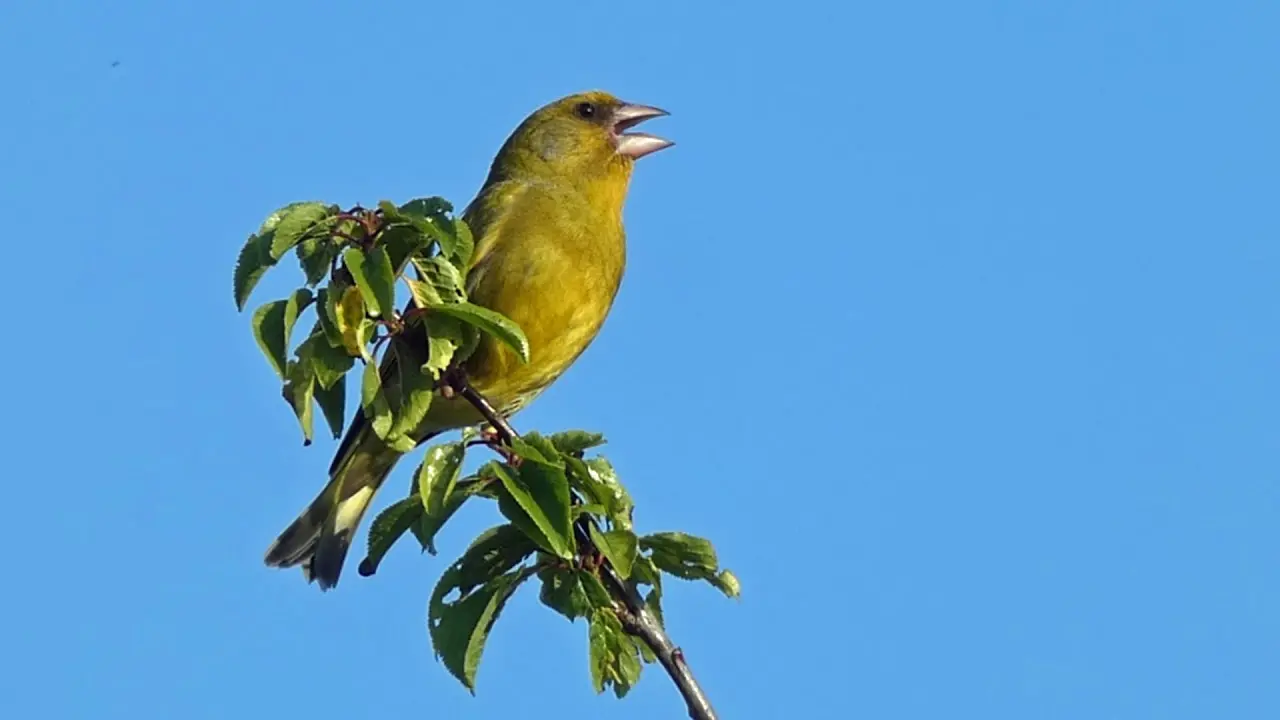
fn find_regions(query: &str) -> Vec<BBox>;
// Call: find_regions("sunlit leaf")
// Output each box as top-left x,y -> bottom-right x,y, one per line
251,301 -> 288,378
388,340 -> 435,441
296,330 -> 354,390
281,359 -> 316,445
590,525 -> 638,580
296,234 -> 336,286
381,223 -> 428,273
549,430 -> 607,455
406,277 -> 443,307
429,524 -> 537,691
429,302 -> 530,363
343,246 -> 397,318
358,496 -> 423,577
566,455 -> 634,532
251,289 -> 311,379
711,569 -> 742,599
412,477 -> 491,555
233,232 -> 273,311
640,532 -> 737,596
335,286 -> 368,359
268,202 -> 332,260
423,314 -> 465,378
489,459 -> 573,559
410,256 -> 467,305
580,570 -> 613,609
509,432 -> 562,467
315,287 -> 344,348
452,218 -> 475,267
399,196 -> 453,218
537,566 -> 591,622
417,442 -> 465,517
588,609 -> 643,698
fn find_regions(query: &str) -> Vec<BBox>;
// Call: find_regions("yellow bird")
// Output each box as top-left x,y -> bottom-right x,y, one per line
264,91 -> 672,589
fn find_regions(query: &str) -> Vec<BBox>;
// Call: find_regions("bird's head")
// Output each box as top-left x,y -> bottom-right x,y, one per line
487,90 -> 672,185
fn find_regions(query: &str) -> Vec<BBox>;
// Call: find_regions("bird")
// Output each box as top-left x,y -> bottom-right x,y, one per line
263,90 -> 672,589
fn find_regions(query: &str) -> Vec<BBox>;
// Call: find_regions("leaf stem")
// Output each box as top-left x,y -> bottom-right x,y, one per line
446,371 -> 719,720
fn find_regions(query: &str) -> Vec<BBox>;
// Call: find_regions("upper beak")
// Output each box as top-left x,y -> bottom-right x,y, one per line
612,103 -> 673,159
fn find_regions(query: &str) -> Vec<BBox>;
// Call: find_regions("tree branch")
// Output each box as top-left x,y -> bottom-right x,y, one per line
445,370 -> 719,720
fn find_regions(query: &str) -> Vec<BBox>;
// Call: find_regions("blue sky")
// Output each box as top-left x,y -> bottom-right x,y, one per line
1,0 -> 1277,717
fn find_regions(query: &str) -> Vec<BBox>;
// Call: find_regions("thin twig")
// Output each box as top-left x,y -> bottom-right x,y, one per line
446,370 -> 719,720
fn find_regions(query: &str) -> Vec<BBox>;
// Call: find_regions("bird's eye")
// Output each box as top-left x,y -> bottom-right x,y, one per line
575,102 -> 597,119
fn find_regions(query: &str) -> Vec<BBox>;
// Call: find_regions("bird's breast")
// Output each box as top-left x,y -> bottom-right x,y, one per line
462,206 -> 625,410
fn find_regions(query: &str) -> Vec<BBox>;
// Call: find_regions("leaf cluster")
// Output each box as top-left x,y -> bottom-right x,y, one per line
234,197 -> 737,704
234,199 -> 527,447
360,430 -> 740,696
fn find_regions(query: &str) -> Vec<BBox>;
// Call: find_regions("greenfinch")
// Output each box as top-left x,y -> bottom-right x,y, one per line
264,91 -> 672,589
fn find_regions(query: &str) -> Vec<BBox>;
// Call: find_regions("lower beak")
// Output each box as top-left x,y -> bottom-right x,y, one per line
613,103 -> 673,159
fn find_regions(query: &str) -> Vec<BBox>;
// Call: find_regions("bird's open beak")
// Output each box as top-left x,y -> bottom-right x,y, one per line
612,103 -> 673,159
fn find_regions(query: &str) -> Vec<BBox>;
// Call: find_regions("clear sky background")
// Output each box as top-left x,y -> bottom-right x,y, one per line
1,1 -> 1276,718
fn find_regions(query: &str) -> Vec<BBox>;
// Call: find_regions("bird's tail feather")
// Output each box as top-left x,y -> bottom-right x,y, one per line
263,432 -> 401,590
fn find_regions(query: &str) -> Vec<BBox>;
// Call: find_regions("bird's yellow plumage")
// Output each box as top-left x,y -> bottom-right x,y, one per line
264,91 -> 672,588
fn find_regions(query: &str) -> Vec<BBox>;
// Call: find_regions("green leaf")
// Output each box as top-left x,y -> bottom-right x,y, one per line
509,432 -> 563,467
430,302 -> 530,363
412,477 -> 490,554
537,566 -> 591,622
590,525 -> 638,580
313,373 -> 345,439
251,301 -> 288,378
429,525 -> 537,692
343,246 -> 397,318
355,319 -> 377,362
434,567 -> 533,693
432,524 -> 536,598
410,256 -> 468,304
357,496 -> 423,577
296,330 -> 354,389
398,197 -> 461,260
423,314 -> 465,378
417,442 -> 465,517
588,612 -> 607,694
406,277 -> 443,307
400,196 -> 453,219
588,609 -> 643,698
489,458 -> 573,559
573,503 -> 609,518
334,286 -> 366,358
281,359 -> 316,445
632,554 -> 663,591
398,201 -> 469,265
381,223 -> 429,273
580,570 -> 613,608
711,569 -> 742,599
315,287 -> 345,348
388,341 -> 435,441
268,202 -> 332,260
296,235 -> 336,286
566,456 -> 634,532
452,218 -> 475,267
252,290 -> 313,377
361,357 -> 393,440
640,532 -> 735,595
233,231 -> 274,311
283,288 -> 314,352
549,430 -> 607,455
